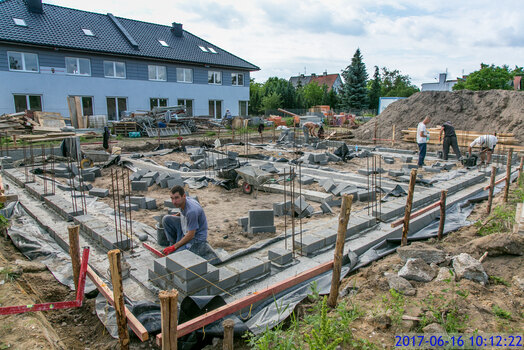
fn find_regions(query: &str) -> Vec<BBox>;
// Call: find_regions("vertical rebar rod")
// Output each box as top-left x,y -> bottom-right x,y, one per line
5,132 -> 8,157
51,145 -> 55,195
23,146 -> 27,182
121,168 -> 129,244
283,168 -> 287,250
379,156 -> 382,221
111,168 -> 119,244
126,169 -> 133,251
41,145 -> 47,195
299,162 -> 303,249
76,156 -> 87,215
115,167 -> 123,245
366,157 -> 370,216
290,167 -> 296,255
68,157 -> 78,215
30,144 -> 35,182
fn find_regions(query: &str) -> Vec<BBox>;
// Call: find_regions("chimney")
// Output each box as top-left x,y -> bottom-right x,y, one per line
323,71 -> 327,76
27,0 -> 43,13
171,22 -> 183,37
311,73 -> 316,77
439,73 -> 446,84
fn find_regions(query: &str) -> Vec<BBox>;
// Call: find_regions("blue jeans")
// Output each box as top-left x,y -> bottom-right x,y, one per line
162,215 -> 219,263
418,143 -> 427,166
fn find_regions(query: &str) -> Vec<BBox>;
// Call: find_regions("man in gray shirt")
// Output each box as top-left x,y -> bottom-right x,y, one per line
468,133 -> 498,165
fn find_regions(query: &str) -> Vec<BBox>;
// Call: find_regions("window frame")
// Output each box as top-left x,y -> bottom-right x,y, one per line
177,99 -> 193,116
208,71 -> 222,85
103,60 -> 126,79
13,94 -> 42,112
13,18 -> 27,27
232,73 -> 244,86
176,68 -> 193,83
8,51 -> 39,73
150,98 -> 168,110
65,57 -> 91,76
239,101 -> 248,116
148,65 -> 167,81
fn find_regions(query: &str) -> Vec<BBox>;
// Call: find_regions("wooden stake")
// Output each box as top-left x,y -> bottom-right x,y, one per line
12,135 -> 17,148
67,225 -> 81,291
391,124 -> 396,147
503,149 -> 513,203
272,123 -> 276,143
374,119 -> 377,145
487,166 -> 497,214
222,318 -> 235,350
437,190 -> 447,240
328,194 -> 353,308
108,249 -> 130,350
401,169 -> 417,246
160,290 -> 178,350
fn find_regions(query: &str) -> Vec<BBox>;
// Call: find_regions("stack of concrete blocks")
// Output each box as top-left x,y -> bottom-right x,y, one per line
246,210 -> 276,233
73,214 -> 131,251
123,196 -> 157,211
225,256 -> 271,285
294,195 -> 315,218
273,200 -> 292,217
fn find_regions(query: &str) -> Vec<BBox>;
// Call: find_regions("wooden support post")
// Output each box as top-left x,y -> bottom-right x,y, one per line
503,149 -> 513,203
401,169 -> 417,246
518,156 -> 524,185
232,127 -> 235,143
272,123 -> 276,143
328,194 -> 353,308
222,319 -> 235,350
487,166 -> 497,214
160,290 -> 178,350
67,225 -> 81,291
108,249 -> 130,350
391,124 -> 396,147
12,135 -> 17,148
437,190 -> 447,240
373,119 -> 377,145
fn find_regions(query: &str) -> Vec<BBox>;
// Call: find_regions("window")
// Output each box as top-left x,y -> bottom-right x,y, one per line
81,97 -> 93,116
148,65 -> 167,81
176,68 -> 193,83
199,46 -> 208,52
239,101 -> 248,117
8,52 -> 38,72
13,94 -> 42,112
66,57 -> 91,76
13,18 -> 27,27
104,61 -> 126,78
208,71 -> 221,85
158,40 -> 169,47
232,73 -> 244,86
82,28 -> 94,36
177,99 -> 193,116
150,98 -> 168,110
207,47 -> 217,54
209,100 -> 222,119
106,97 -> 127,121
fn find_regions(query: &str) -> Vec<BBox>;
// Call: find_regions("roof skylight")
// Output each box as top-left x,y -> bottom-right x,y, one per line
82,28 -> 94,36
13,18 -> 27,27
198,46 -> 208,52
207,47 -> 217,54
159,40 -> 169,47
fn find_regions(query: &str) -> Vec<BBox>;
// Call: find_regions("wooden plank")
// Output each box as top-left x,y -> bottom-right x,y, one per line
401,169 -> 417,246
0,195 -> 17,203
67,96 -> 78,129
74,97 -> 84,129
86,266 -> 149,341
68,225 -> 81,292
391,200 -> 441,228
108,249 -> 130,350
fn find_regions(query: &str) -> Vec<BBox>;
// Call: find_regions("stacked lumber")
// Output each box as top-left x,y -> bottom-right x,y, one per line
0,112 -> 37,134
402,128 -> 518,147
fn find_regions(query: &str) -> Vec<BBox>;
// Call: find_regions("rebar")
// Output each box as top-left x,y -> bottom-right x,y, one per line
283,168 -> 287,250
111,168 -> 119,246
41,145 -> 47,195
126,168 -> 134,251
121,168 -> 129,244
115,166 -> 123,245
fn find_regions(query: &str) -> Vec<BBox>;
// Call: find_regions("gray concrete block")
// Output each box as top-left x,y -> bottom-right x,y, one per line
145,197 -> 157,210
388,170 -> 405,177
143,171 -> 159,180
299,176 -> 315,185
358,169 -> 373,176
340,187 -> 359,197
248,210 -> 274,227
119,203 -> 139,211
402,164 -> 418,170
357,190 -> 377,202
320,201 -> 333,214
293,195 -> 309,214
129,196 -> 147,208
227,151 -> 238,160
383,157 -> 395,164
331,183 -> 351,196
238,217 -> 248,232
423,166 -> 442,173
167,177 -> 185,188
295,235 -> 325,256
190,154 -> 204,161
166,250 -> 208,281
155,172 -> 169,185
131,181 -> 148,191
81,172 -> 95,182
153,257 -> 169,276
321,178 -> 336,192
164,200 -> 175,208
402,156 -> 413,163
227,257 -> 271,283
326,153 -> 341,162
325,198 -> 342,207
313,153 -> 328,163
273,201 -> 292,216
249,226 -> 276,234
215,267 -> 239,291
148,269 -> 172,290
171,264 -> 219,294
268,248 -> 293,265
129,172 -> 142,181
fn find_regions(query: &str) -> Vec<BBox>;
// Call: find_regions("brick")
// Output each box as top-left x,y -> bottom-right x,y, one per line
227,257 -> 270,283
170,264 -> 219,294
268,248 -> 292,265
238,217 -> 248,232
143,171 -> 159,180
295,235 -> 325,256
388,170 -> 404,177
167,177 -> 185,188
249,226 -> 276,234
320,201 -> 333,214
299,176 -> 314,185
131,181 -> 148,191
89,188 -> 109,198
145,198 -> 157,210
165,250 -> 208,281
248,210 -> 274,227
129,196 -> 147,208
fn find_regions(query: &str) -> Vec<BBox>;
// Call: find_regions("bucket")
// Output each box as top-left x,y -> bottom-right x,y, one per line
155,224 -> 170,247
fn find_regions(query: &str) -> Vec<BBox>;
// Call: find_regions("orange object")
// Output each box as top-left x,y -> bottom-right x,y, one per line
268,115 -> 286,126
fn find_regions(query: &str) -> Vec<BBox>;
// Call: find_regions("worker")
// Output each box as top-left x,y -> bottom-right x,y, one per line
102,126 -> 110,152
302,121 -> 319,144
439,121 -> 462,161
417,116 -> 430,167
224,109 -> 232,120
162,185 -> 215,260
468,133 -> 498,165
258,122 -> 265,143
317,123 -> 325,139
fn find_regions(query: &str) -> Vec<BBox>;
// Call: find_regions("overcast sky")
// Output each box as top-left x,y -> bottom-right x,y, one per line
48,0 -> 524,88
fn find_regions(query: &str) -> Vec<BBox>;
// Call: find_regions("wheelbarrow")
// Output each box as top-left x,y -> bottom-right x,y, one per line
235,166 -> 273,195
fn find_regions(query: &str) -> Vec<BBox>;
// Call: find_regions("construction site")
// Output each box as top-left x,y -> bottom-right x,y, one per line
0,89 -> 523,350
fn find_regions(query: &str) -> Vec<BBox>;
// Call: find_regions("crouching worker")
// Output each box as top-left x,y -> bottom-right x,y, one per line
162,185 -> 219,264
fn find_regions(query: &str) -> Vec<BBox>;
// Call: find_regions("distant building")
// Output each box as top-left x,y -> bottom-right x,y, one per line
378,97 -> 406,114
289,72 -> 342,92
421,73 -> 457,92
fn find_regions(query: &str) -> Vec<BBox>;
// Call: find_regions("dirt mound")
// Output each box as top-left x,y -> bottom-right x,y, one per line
358,90 -> 524,143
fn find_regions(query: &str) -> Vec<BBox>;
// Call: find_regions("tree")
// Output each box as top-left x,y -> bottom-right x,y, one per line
249,78 -> 263,115
261,77 -> 296,108
380,67 -> 419,97
302,82 -> 324,108
453,64 -> 516,91
368,66 -> 381,111
340,48 -> 369,110
260,92 -> 282,112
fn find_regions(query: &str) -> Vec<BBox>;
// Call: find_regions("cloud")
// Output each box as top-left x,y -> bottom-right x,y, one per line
181,1 -> 245,28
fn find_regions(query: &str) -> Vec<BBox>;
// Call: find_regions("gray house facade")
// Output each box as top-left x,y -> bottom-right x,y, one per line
421,73 -> 457,92
0,0 -> 259,120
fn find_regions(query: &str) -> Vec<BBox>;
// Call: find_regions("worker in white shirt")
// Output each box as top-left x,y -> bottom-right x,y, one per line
468,133 -> 498,165
416,116 -> 430,167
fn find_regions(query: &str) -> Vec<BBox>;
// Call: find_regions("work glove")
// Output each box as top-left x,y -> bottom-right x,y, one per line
162,245 -> 177,255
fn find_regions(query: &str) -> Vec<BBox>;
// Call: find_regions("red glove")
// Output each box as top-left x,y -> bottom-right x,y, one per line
162,245 -> 177,255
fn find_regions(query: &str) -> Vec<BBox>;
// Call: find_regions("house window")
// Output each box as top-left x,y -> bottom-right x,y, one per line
158,40 -> 169,47
208,71 -> 221,85
209,100 -> 222,119
81,97 -> 93,116
13,94 -> 42,113
8,52 -> 39,72
199,46 -> 208,52
177,99 -> 193,116
148,65 -> 167,81
104,61 -> 126,78
106,97 -> 127,121
232,73 -> 244,86
82,28 -> 94,36
239,101 -> 248,117
176,68 -> 193,83
13,18 -> 27,27
66,57 -> 91,76
150,98 -> 168,110
207,47 -> 217,54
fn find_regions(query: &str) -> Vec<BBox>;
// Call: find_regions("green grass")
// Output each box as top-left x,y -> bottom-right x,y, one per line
493,305 -> 512,320
489,275 -> 511,287
474,204 -> 515,236
381,289 -> 405,327
0,266 -> 20,283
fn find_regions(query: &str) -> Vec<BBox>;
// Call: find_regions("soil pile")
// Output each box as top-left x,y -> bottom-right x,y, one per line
357,90 -> 524,143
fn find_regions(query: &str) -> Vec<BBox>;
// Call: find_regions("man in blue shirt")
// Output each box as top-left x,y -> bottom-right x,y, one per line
162,186 -> 216,261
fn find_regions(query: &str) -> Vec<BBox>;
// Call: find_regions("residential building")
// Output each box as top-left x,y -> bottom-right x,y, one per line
289,72 -> 342,92
0,0 -> 259,120
421,72 -> 457,92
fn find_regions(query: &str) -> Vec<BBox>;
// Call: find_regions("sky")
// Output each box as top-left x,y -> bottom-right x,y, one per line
47,0 -> 524,88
